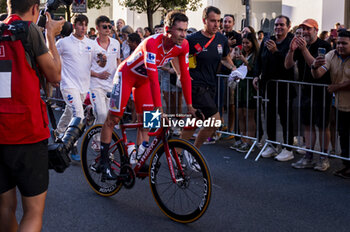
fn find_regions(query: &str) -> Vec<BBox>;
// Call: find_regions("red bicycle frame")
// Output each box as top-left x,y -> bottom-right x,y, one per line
113,123 -> 185,182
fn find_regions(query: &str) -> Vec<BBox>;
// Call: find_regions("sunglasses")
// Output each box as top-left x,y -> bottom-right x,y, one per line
102,25 -> 112,29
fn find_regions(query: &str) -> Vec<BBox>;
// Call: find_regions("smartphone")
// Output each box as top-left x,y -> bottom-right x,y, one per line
318,48 -> 326,58
234,46 -> 240,56
110,20 -> 115,27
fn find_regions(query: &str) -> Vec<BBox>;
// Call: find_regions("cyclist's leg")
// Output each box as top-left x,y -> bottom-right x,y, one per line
100,70 -> 133,177
133,80 -> 154,146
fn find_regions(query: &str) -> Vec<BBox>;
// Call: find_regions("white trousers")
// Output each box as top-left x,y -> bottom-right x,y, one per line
90,88 -> 110,125
57,88 -> 87,134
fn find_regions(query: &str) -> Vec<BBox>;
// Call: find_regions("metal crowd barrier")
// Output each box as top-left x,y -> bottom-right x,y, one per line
214,75 -> 349,163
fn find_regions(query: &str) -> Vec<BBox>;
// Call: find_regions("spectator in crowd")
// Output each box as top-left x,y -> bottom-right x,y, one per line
136,27 -> 144,40
120,25 -> 134,60
154,24 -> 164,34
334,22 -> 341,30
0,0 -> 64,231
319,30 -> 329,41
220,14 -> 242,140
116,18 -> 125,39
312,30 -> 350,178
285,19 -> 332,171
127,33 -> 141,52
257,30 -> 264,45
230,33 -> 259,152
180,6 -> 236,148
253,15 -> 295,161
90,15 -> 121,147
222,14 -> 242,49
55,14 -> 95,161
88,27 -> 97,40
144,26 -> 152,37
241,26 -> 256,37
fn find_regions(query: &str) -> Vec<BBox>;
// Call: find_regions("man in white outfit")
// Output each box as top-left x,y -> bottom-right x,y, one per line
55,14 -> 95,160
90,15 -> 121,125
90,16 -> 121,151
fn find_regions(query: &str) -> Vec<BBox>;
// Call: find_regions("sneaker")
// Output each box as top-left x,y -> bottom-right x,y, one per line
291,156 -> 314,169
275,149 -> 294,161
229,139 -> 243,150
183,150 -> 201,172
261,146 -> 277,158
296,146 -> 307,155
70,146 -> 80,161
203,137 -> 216,145
334,167 -> 350,179
221,134 -> 235,140
236,143 -> 250,153
314,157 -> 330,172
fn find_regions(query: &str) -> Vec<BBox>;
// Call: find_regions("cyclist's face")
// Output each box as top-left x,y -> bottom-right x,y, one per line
169,21 -> 188,45
204,12 -> 220,35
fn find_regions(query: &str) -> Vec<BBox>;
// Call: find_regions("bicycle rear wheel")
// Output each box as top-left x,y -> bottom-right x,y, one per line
81,124 -> 125,196
149,138 -> 212,223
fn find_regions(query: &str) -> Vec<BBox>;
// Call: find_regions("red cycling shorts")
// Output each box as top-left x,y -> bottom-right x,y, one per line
109,65 -> 154,117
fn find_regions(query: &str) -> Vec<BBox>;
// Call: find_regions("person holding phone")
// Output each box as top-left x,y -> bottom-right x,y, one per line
285,19 -> 332,171
312,30 -> 350,178
253,15 -> 295,161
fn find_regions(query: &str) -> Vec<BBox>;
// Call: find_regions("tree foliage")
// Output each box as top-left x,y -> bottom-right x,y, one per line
118,0 -> 202,28
87,0 -> 111,10
0,0 -> 6,14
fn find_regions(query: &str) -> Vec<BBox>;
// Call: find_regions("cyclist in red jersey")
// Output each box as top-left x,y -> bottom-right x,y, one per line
98,11 -> 197,180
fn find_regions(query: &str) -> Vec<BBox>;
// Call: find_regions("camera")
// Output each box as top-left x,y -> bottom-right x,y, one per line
37,0 -> 73,37
48,117 -> 86,173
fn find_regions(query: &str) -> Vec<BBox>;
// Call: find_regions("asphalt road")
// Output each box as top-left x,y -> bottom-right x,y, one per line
15,126 -> 350,232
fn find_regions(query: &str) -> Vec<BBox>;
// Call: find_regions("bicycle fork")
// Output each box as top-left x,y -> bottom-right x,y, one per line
163,140 -> 185,183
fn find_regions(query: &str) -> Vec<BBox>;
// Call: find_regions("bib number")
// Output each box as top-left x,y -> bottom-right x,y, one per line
0,60 -> 12,98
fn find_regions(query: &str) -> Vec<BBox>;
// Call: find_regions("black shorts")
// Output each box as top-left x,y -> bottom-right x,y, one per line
0,140 -> 49,197
300,92 -> 331,129
192,85 -> 218,119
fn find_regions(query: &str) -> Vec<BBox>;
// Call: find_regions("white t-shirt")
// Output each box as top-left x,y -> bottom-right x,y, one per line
90,38 -> 120,91
56,34 -> 95,93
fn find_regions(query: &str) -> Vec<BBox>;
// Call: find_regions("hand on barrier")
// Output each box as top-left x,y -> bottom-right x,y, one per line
253,77 -> 259,90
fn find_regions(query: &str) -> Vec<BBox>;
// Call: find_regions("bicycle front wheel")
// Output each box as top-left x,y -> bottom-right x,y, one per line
149,138 -> 212,223
81,124 -> 125,196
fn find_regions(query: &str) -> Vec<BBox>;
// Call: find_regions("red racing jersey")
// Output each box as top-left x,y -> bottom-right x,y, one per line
120,33 -> 192,107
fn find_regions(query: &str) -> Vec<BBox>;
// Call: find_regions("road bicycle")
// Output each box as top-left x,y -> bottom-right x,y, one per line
80,121 -> 212,223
